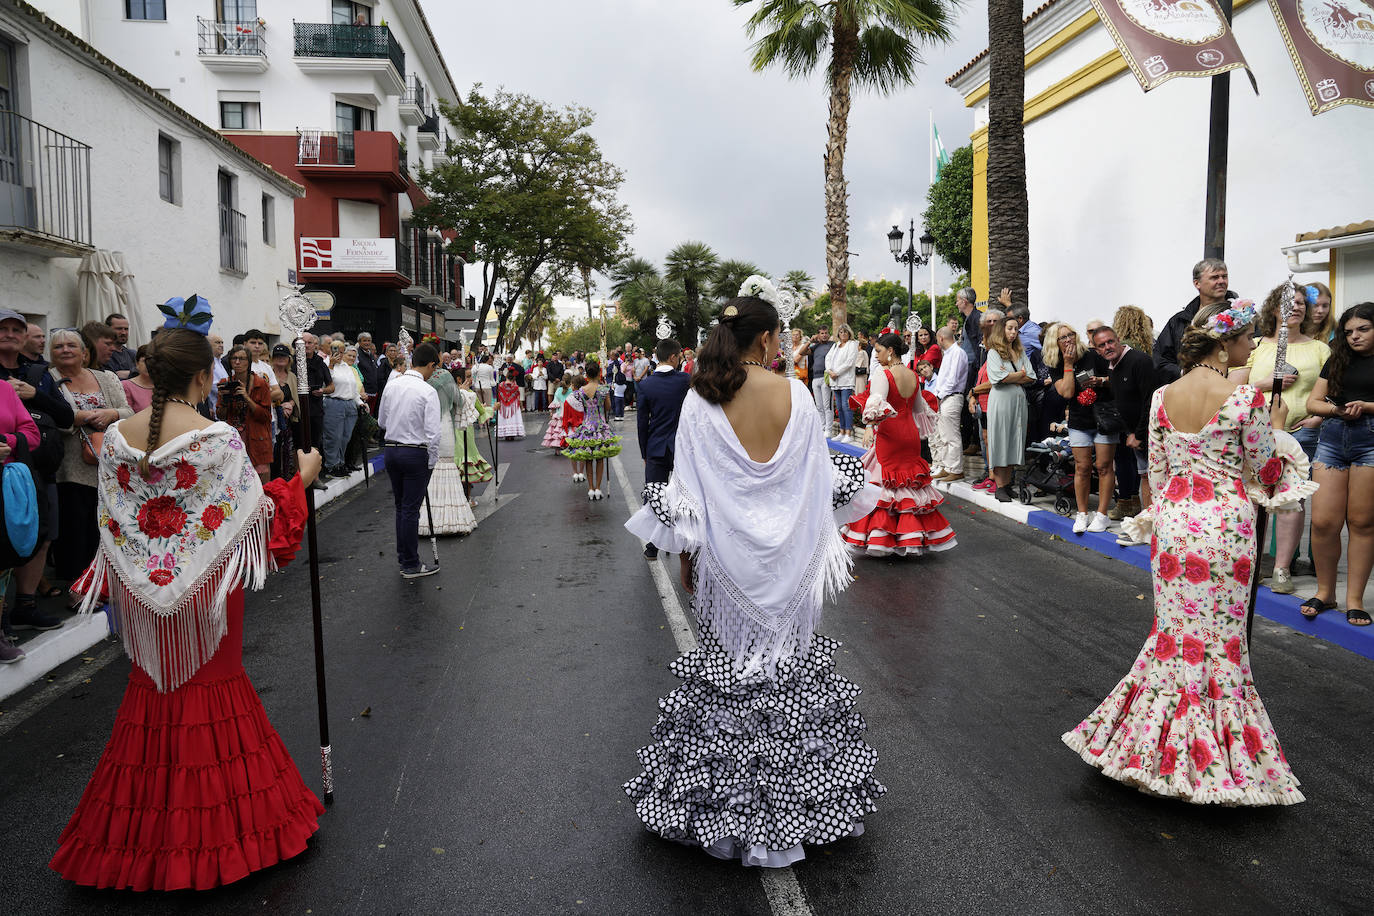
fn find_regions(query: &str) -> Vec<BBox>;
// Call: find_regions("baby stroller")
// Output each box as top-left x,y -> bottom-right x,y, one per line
1016,435 -> 1076,515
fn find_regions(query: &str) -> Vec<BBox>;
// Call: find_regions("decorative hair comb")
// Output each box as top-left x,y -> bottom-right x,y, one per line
1204,300 -> 1257,336
157,294 -> 213,335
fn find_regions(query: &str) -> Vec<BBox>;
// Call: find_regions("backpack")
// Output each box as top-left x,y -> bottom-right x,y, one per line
21,365 -> 67,480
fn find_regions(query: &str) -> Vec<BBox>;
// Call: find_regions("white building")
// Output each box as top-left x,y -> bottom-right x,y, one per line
947,0 -> 1374,332
0,0 -> 302,341
34,0 -> 469,345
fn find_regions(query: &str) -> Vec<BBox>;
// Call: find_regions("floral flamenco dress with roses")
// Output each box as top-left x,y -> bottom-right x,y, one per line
1062,385 -> 1315,806
50,421 -> 323,891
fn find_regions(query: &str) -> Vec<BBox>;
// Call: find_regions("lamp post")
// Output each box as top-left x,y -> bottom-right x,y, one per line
887,219 -> 935,328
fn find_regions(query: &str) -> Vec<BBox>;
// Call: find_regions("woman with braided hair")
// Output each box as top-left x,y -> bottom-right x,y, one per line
50,314 -> 326,891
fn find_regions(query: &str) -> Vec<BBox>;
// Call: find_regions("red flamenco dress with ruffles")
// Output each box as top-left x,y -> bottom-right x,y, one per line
840,369 -> 957,557
50,422 -> 323,891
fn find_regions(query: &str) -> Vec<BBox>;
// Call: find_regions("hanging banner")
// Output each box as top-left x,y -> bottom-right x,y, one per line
1269,0 -> 1374,114
1089,0 -> 1259,92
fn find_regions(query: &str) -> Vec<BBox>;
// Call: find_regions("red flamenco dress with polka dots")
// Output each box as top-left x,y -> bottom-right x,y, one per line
840,369 -> 956,557
50,422 -> 323,890
1063,385 -> 1314,805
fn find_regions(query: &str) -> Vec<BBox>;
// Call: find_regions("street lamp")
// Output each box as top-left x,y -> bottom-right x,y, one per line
887,219 -> 935,327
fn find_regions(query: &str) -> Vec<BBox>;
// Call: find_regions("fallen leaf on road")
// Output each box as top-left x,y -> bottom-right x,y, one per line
1251,859 -> 1260,866
359,707 -> 371,717
1160,832 -> 1173,840
432,847 -> 445,855
1136,594 -> 1145,600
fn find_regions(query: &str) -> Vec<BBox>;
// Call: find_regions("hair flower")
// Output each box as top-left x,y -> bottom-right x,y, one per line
1204,300 -> 1256,337
738,275 -> 780,308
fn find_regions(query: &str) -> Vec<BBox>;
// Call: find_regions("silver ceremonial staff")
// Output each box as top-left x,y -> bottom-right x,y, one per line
279,290 -> 335,804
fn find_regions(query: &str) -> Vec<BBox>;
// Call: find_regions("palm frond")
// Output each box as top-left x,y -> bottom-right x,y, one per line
852,25 -> 921,94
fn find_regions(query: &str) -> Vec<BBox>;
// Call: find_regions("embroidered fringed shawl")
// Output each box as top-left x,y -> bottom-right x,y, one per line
626,380 -> 877,675
76,423 -> 277,693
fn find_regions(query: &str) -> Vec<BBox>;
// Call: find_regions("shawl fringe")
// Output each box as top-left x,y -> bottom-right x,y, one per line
76,497 -> 275,693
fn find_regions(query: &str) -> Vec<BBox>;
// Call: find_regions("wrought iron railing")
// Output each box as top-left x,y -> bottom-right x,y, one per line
398,142 -> 411,184
396,233 -> 412,281
0,110 -> 92,248
219,205 -> 247,273
412,230 -> 430,291
293,22 -> 405,75
402,74 -> 427,109
198,17 -> 266,56
296,129 -> 354,166
418,106 -> 439,136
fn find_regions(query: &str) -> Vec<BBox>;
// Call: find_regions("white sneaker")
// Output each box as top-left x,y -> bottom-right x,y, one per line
588,490 -> 596,501
1072,512 -> 1089,534
1087,512 -> 1111,533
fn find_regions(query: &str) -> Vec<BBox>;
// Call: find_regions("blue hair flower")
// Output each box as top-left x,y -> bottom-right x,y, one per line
157,294 -> 213,335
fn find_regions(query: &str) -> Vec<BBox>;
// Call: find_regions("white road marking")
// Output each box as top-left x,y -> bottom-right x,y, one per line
609,454 -> 815,916
0,642 -> 122,737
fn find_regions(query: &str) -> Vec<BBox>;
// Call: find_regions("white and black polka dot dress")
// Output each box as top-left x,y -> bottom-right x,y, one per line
624,632 -> 886,864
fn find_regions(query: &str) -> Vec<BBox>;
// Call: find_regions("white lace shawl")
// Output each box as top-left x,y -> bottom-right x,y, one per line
625,381 -> 875,674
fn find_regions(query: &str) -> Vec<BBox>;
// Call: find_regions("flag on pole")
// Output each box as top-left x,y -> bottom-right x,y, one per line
1088,0 -> 1258,93
933,123 -> 950,179
1268,0 -> 1374,115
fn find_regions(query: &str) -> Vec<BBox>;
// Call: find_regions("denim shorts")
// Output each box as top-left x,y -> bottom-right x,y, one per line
1068,427 -> 1119,448
1290,423 -> 1319,461
1314,417 -> 1374,471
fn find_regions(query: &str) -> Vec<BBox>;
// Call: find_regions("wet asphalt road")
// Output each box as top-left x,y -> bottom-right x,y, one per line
2,414 -> 1372,916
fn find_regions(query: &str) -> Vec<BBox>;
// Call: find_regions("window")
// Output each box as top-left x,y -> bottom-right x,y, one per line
261,194 -> 275,246
157,134 -> 179,204
219,100 -> 261,130
125,0 -> 166,21
331,1 -> 371,25
218,0 -> 257,20
334,102 -> 374,134
218,171 -> 246,273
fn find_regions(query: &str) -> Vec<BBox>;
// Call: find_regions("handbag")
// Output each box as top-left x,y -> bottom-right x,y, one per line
79,427 -> 104,466
1093,401 -> 1126,436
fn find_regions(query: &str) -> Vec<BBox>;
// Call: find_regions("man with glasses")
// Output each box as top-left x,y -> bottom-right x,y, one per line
1090,324 -> 1159,534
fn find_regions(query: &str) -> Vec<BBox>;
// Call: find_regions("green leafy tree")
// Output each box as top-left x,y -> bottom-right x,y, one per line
797,278 -> 928,336
547,314 -> 646,357
923,145 -> 973,273
414,86 -> 632,348
710,260 -> 767,302
733,0 -> 955,332
664,241 -> 719,346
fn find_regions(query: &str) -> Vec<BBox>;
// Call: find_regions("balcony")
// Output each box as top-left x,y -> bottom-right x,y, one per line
197,18 -> 268,72
295,129 -> 406,191
293,22 -> 405,95
432,127 -> 451,166
399,75 -> 427,127
416,107 -> 440,151
0,111 -> 92,257
219,205 -> 247,275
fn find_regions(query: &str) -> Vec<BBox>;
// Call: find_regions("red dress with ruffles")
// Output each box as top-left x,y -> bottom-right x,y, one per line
840,370 -> 957,557
49,477 -> 323,891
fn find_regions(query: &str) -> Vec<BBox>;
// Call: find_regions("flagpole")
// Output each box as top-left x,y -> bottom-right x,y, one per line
1203,0 -> 1234,260
929,110 -> 937,328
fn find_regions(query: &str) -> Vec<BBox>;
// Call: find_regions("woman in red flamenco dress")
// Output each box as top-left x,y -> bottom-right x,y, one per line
841,332 -> 957,557
49,321 -> 325,892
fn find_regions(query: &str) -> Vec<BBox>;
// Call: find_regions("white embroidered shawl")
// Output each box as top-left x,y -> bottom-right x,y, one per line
626,380 -> 860,674
77,422 -> 275,692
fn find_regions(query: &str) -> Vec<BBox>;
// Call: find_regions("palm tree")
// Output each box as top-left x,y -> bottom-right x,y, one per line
779,269 -> 815,303
609,256 -> 660,299
710,260 -> 766,302
664,241 -> 719,346
734,0 -> 954,333
987,0 -> 1029,311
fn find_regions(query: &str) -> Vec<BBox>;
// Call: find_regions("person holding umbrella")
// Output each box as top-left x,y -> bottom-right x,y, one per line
377,340 -> 442,578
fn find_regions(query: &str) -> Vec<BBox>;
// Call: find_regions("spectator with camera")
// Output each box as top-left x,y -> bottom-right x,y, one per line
215,344 -> 273,483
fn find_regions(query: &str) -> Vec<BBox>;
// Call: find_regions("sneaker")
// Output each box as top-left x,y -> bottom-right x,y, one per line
1291,558 -> 1315,577
974,478 -> 995,492
10,602 -> 63,631
400,564 -> 440,579
643,543 -> 659,560
1072,512 -> 1090,534
1087,512 -> 1111,533
0,634 -> 24,663
995,486 -> 1014,503
1270,568 -> 1295,595
942,473 -> 965,483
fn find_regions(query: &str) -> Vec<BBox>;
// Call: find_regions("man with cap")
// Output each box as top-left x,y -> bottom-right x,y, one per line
377,341 -> 443,579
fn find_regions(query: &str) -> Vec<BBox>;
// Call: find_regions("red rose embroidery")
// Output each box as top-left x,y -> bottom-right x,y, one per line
1258,456 -> 1283,485
1182,635 -> 1206,666
201,504 -> 226,532
1184,552 -> 1211,584
1251,389 -> 1266,408
148,568 -> 174,586
1190,474 -> 1214,503
1208,677 -> 1224,700
1173,694 -> 1190,719
1150,534 -> 1158,559
1225,636 -> 1242,665
1159,745 -> 1178,774
1243,725 -> 1262,760
1127,754 -> 1142,769
1190,738 -> 1214,771
115,464 -> 132,492
1158,552 -> 1182,581
136,495 -> 187,540
174,459 -> 198,490
1232,557 -> 1252,585
107,519 -> 121,538
1164,477 -> 1189,502
1155,632 -> 1178,661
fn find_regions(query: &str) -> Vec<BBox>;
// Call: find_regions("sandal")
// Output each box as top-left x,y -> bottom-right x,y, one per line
1347,608 -> 1372,627
1300,596 -> 1335,620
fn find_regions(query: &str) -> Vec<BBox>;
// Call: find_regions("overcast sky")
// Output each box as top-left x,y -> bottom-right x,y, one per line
424,1 -> 992,318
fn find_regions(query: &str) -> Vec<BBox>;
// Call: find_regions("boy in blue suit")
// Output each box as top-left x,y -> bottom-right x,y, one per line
635,338 -> 690,559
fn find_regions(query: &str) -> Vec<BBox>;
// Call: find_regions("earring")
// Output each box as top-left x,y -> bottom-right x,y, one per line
1218,350 -> 1228,366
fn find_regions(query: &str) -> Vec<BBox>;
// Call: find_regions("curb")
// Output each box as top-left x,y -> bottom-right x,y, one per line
0,452 -> 388,705
826,437 -> 1374,662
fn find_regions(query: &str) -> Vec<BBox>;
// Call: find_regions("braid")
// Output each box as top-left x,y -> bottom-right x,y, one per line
140,388 -> 168,478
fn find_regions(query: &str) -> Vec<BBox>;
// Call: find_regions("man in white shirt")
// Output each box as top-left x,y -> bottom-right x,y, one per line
929,326 -> 970,481
377,342 -> 443,579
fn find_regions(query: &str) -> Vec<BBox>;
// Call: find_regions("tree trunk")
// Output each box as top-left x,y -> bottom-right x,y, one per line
683,280 -> 700,348
580,265 -> 594,322
824,18 -> 857,335
987,0 -> 1030,313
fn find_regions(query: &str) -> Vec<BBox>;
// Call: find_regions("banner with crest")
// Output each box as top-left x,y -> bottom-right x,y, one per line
1089,0 -> 1258,91
1269,0 -> 1374,113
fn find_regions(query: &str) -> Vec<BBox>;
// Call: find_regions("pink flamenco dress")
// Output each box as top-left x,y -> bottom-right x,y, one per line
1062,385 -> 1315,806
50,421 -> 324,891
840,368 -> 957,557
541,389 -> 569,449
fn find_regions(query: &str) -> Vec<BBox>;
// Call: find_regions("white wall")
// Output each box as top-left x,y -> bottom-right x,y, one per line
0,9 -> 301,342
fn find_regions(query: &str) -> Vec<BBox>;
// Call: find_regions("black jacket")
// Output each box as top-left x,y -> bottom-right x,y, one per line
1108,347 -> 1159,446
1153,291 -> 1237,384
356,349 -> 381,394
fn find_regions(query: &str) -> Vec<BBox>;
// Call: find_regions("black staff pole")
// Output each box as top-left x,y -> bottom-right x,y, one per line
1247,281 -> 1292,643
